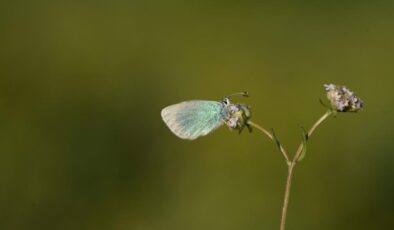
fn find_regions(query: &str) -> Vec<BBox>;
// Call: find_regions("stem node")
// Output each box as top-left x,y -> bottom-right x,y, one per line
249,110 -> 332,230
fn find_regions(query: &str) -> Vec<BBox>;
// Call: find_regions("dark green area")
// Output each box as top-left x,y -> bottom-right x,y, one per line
1,1 -> 393,229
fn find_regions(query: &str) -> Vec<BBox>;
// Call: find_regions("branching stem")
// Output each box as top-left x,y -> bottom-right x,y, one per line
248,109 -> 332,230
292,110 -> 332,162
248,121 -> 291,164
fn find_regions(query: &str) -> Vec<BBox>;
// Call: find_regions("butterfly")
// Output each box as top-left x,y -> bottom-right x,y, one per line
161,92 -> 252,140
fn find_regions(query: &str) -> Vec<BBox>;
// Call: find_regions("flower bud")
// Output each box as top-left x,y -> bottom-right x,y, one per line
323,83 -> 363,112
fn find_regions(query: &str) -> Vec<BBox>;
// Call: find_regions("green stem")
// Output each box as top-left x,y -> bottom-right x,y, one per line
248,121 -> 291,164
248,109 -> 332,230
280,163 -> 295,230
292,110 -> 332,162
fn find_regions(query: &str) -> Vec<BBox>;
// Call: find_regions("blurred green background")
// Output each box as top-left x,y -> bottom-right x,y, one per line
1,1 -> 393,229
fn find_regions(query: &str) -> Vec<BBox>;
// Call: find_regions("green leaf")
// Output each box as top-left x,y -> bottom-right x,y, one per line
271,128 -> 282,153
298,127 -> 308,162
319,98 -> 329,108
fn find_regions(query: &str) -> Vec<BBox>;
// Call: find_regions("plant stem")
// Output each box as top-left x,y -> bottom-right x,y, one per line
247,121 -> 291,164
292,110 -> 332,162
280,163 -> 294,230
249,109 -> 332,230
279,110 -> 332,230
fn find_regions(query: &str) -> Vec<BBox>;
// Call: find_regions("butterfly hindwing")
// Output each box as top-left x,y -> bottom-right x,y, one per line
161,100 -> 227,140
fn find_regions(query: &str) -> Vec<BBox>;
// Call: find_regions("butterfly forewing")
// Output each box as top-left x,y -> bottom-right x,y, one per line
161,100 -> 227,140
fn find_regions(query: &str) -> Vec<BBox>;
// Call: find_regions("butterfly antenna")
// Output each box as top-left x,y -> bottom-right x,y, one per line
226,91 -> 249,98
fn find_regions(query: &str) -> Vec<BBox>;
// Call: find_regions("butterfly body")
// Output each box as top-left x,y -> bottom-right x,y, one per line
161,94 -> 251,140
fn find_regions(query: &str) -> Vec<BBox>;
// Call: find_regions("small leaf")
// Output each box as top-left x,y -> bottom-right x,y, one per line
319,98 -> 330,108
271,128 -> 282,153
246,123 -> 253,133
298,127 -> 308,162
302,126 -> 309,141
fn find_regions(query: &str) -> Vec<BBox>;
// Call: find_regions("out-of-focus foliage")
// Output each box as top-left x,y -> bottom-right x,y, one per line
1,1 -> 393,229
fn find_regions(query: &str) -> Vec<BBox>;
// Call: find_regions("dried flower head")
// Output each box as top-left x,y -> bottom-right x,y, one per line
225,103 -> 252,133
323,83 -> 363,112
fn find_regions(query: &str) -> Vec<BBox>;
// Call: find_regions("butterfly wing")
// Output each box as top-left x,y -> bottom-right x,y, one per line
161,100 -> 227,140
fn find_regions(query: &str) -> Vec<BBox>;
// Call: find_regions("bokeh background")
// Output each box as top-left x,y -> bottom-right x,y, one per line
1,1 -> 393,229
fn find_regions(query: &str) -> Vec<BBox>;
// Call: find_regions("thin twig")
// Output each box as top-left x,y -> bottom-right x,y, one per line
292,110 -> 332,162
247,110 -> 332,230
248,121 -> 291,164
279,110 -> 332,230
280,163 -> 294,230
